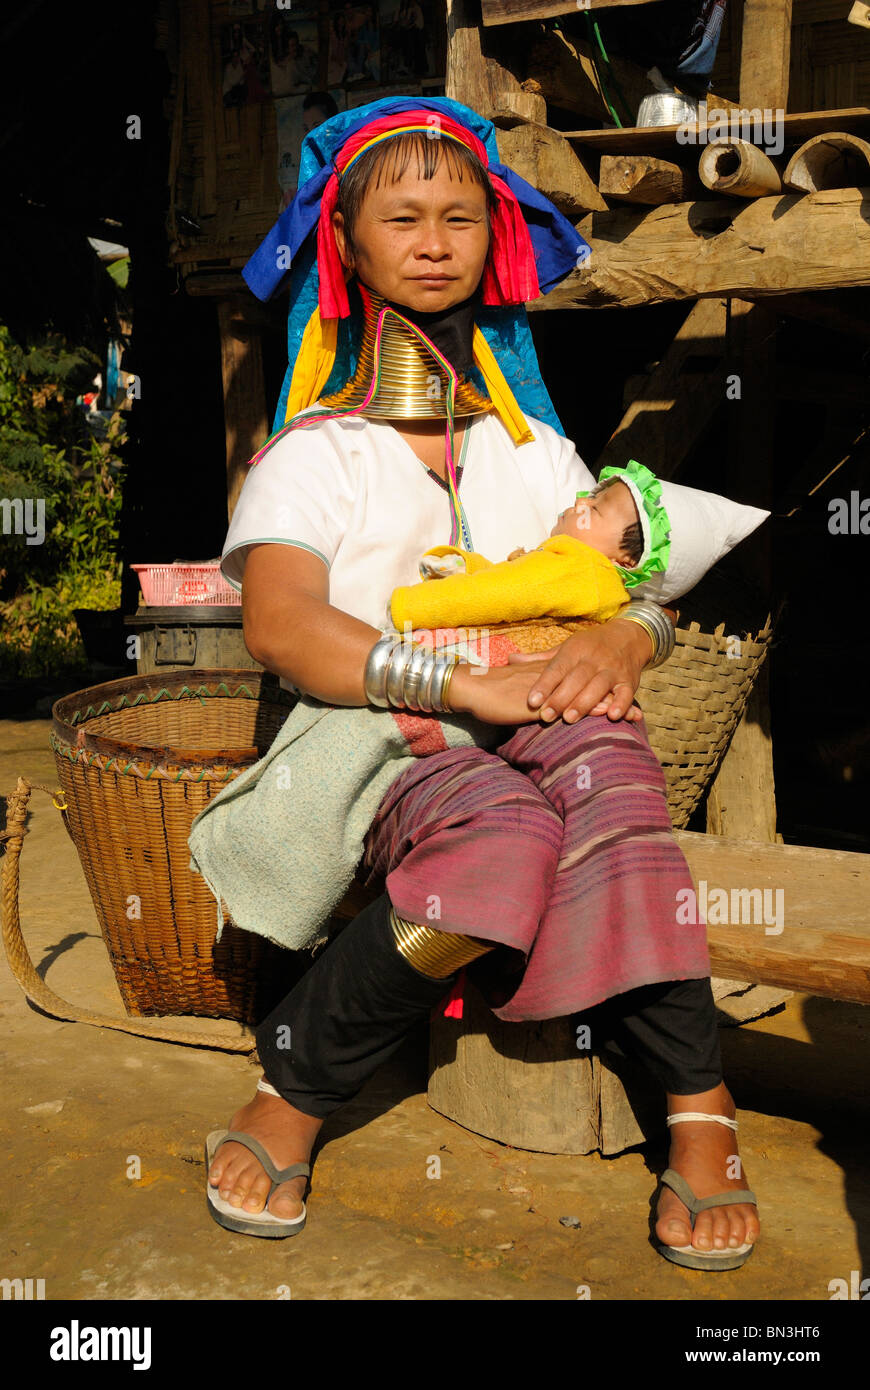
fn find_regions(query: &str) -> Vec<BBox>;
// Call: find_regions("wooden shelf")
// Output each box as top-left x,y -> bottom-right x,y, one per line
563,107 -> 870,154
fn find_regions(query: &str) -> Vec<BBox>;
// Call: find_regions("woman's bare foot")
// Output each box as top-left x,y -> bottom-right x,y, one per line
207,1086 -> 323,1220
655,1083 -> 761,1254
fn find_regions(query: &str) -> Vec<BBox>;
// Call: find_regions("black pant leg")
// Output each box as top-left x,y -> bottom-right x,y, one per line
582,976 -> 723,1096
256,892 -> 457,1118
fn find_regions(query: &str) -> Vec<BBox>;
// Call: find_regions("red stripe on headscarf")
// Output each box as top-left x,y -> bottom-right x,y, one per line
316,109 -> 539,321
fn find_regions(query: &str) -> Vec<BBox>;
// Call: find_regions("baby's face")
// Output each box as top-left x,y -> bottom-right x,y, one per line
550,480 -> 640,568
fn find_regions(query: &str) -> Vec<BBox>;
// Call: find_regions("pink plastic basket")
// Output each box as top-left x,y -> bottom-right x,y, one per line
131,563 -> 242,607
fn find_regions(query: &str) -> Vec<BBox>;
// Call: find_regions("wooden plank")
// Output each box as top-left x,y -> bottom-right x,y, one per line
674,831 -> 870,1004
594,297 -> 730,477
740,0 -> 793,111
563,107 -> 870,154
537,189 -> 870,311
217,298 -> 270,524
480,0 -> 658,25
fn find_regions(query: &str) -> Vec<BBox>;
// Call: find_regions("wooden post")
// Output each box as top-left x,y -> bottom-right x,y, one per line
217,298 -> 270,523
706,300 -> 778,842
739,0 -> 792,112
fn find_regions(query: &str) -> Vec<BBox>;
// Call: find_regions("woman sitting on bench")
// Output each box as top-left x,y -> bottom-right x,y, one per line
204,95 -> 760,1271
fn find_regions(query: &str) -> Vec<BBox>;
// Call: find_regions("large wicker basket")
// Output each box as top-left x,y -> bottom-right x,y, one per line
49,669 -> 303,1023
37,612 -> 771,1026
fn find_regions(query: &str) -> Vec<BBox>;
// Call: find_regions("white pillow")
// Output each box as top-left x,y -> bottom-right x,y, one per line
631,478 -> 770,605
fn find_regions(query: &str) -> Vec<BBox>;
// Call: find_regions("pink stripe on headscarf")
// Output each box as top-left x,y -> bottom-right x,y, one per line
316,109 -> 540,321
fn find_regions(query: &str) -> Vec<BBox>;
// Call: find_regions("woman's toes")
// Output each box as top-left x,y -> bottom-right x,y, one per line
727,1210 -> 747,1248
241,1169 -> 273,1213
710,1210 -> 731,1250
269,1182 -> 304,1220
692,1211 -> 715,1250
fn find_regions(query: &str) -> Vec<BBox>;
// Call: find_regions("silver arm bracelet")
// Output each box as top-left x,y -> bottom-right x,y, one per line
364,633 -> 463,713
364,633 -> 401,707
619,599 -> 676,669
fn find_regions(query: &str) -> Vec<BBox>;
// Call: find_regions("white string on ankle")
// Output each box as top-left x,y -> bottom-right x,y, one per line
257,1077 -> 282,1099
666,1112 -> 738,1130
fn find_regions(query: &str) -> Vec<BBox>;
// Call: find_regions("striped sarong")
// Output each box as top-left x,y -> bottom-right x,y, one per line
361,713 -> 710,1021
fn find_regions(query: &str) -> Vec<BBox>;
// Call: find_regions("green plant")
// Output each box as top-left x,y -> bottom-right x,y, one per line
0,323 -> 125,681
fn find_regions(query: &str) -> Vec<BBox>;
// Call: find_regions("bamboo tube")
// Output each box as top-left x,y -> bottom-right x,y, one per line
783,132 -> 870,193
698,139 -> 782,198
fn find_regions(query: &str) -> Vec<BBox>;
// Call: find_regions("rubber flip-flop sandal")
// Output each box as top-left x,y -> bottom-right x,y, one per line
654,1168 -> 758,1271
205,1129 -> 310,1239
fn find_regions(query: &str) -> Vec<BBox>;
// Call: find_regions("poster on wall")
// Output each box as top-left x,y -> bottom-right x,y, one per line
380,0 -> 438,82
276,89 -> 347,206
269,8 -> 321,96
221,20 -> 271,106
328,4 -> 380,86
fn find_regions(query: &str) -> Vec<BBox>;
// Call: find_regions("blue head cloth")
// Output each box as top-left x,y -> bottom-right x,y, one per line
242,96 -> 590,436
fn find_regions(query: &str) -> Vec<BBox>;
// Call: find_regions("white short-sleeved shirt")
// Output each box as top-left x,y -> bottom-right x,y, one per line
221,410 -> 596,688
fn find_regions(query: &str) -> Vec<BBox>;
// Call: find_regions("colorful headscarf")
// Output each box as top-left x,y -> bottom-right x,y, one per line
243,96 -> 590,438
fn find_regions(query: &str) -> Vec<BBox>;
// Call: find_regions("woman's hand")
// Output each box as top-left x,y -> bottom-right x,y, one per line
502,617 -> 654,724
447,658 -> 553,726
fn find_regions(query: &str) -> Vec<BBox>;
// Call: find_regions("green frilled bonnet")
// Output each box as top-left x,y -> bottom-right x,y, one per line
576,458 -> 671,590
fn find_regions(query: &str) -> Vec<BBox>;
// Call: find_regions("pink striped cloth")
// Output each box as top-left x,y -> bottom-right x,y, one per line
361,710 -> 711,1022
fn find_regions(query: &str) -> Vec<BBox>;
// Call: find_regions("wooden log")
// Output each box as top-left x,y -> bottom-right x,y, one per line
445,0 -> 492,114
675,830 -> 870,1005
740,0 -> 793,112
217,298 -> 270,523
783,132 -> 870,192
594,297 -> 731,477
600,153 -> 700,204
536,189 -> 870,311
698,140 -> 782,197
427,976 -> 660,1156
496,121 -> 608,215
489,89 -> 546,127
849,0 -> 870,26
480,0 -> 657,25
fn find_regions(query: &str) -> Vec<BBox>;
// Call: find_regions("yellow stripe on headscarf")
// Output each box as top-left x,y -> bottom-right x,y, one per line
284,307 -> 338,422
472,327 -> 534,446
283,306 -> 535,446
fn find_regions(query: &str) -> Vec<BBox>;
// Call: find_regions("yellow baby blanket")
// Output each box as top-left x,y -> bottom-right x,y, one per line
390,534 -> 629,630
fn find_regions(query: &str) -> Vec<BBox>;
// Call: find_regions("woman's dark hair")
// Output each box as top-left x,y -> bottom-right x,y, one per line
336,131 -> 496,262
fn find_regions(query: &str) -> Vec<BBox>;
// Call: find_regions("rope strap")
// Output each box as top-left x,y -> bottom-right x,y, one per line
0,777 -> 256,1053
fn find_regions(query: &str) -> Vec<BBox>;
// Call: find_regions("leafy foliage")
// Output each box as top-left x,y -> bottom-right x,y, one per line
0,323 -> 125,679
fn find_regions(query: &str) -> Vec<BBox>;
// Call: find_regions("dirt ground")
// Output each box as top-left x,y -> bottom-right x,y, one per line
1,713 -> 868,1302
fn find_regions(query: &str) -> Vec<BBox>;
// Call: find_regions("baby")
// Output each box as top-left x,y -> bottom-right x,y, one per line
389,459 -> 769,634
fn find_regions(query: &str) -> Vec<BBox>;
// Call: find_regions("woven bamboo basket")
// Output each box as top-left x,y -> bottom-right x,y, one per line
2,610 -> 772,1036
47,669 -> 302,1024
484,612 -> 775,829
